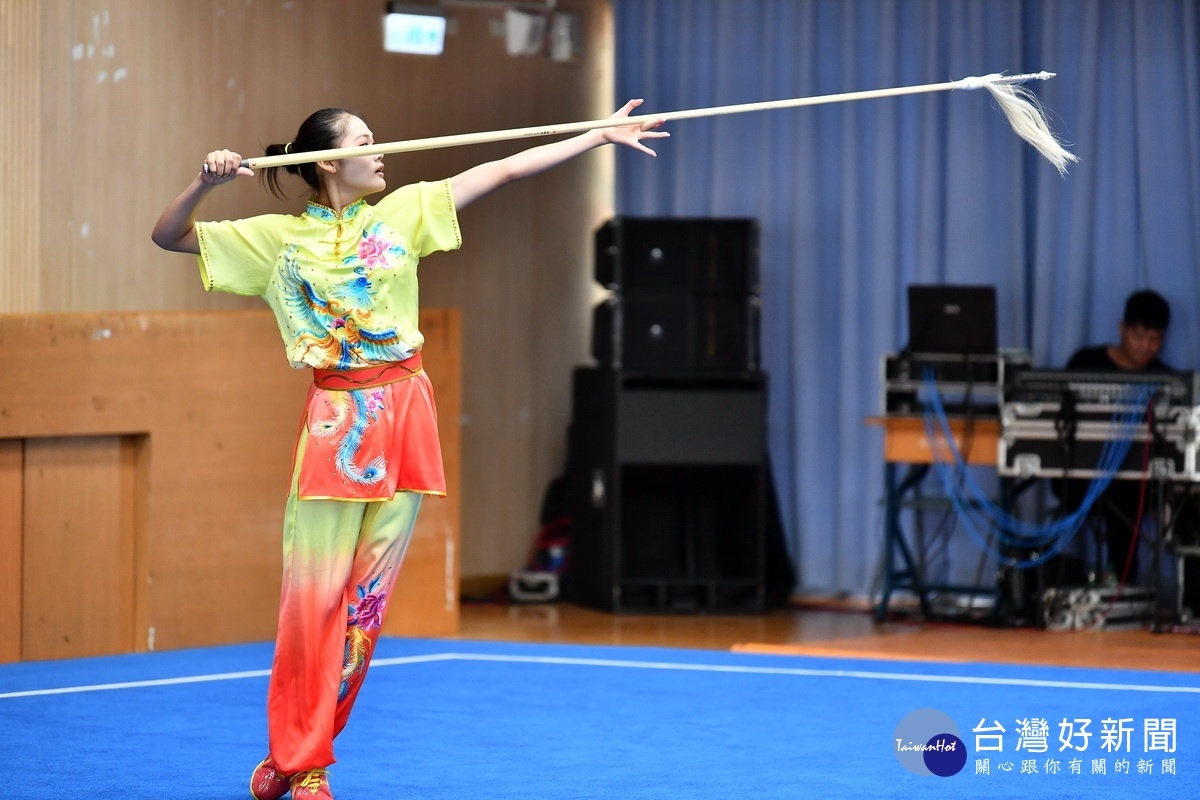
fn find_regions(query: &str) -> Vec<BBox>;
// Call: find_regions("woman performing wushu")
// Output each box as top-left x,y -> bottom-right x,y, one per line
152,100 -> 668,800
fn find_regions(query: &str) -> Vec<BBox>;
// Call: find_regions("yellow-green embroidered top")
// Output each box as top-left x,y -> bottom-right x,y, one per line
195,180 -> 461,369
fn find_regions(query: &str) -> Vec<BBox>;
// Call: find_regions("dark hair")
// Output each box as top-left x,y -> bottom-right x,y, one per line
260,108 -> 353,199
1123,289 -> 1171,331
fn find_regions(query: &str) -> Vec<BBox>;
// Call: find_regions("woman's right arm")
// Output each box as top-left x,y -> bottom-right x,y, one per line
151,150 -> 252,254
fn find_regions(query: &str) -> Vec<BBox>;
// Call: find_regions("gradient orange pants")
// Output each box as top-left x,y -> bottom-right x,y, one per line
266,485 -> 423,774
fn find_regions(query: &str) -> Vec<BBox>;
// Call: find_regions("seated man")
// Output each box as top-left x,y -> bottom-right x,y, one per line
1067,289 -> 1172,373
1064,289 -> 1172,584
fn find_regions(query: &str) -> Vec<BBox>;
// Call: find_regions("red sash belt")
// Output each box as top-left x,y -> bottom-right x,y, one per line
312,353 -> 423,391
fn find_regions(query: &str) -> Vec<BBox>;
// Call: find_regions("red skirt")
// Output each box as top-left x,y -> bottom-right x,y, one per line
292,355 -> 446,501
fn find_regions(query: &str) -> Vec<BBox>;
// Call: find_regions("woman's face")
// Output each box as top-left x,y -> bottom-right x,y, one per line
328,114 -> 386,197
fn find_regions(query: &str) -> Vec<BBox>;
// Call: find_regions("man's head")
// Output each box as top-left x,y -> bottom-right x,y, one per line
1117,290 -> 1170,370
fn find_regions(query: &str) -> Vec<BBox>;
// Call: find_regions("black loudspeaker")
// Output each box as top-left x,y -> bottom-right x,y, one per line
595,217 -> 760,295
592,294 -> 760,373
567,367 -> 768,613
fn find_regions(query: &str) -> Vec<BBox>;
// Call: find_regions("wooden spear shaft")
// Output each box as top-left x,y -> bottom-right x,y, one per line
233,72 -> 1056,170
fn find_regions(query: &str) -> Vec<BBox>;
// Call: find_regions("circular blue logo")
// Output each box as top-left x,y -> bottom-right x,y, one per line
924,732 -> 967,776
894,708 -> 966,777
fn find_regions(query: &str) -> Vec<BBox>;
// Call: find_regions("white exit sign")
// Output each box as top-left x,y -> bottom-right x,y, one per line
384,10 -> 447,56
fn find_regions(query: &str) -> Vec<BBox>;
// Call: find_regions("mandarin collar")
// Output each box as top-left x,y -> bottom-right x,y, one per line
305,197 -> 366,223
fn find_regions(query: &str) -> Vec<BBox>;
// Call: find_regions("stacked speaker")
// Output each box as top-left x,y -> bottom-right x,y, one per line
591,217 -> 761,373
568,217 -> 768,614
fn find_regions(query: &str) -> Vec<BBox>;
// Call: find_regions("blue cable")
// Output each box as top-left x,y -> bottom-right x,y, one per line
923,373 -> 1150,547
917,370 -> 1154,568
922,377 -> 1151,565
923,370 -> 1149,539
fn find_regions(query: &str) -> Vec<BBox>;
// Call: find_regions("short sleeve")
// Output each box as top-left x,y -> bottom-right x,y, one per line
371,179 -> 462,258
194,214 -> 289,296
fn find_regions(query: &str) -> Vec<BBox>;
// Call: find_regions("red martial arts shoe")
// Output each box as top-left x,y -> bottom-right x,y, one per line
290,768 -> 334,800
249,755 -> 291,800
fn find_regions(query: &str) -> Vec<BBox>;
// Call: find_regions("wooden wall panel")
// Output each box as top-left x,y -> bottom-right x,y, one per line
0,309 -> 460,657
0,0 -> 40,312
0,440 -> 22,663
1,0 -> 613,582
22,436 -> 137,660
386,311 -> 462,637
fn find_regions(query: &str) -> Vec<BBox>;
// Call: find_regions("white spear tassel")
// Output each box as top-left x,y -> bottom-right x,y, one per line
955,72 -> 1079,175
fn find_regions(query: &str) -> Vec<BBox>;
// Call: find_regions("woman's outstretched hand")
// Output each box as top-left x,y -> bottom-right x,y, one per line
449,98 -> 671,209
600,99 -> 670,156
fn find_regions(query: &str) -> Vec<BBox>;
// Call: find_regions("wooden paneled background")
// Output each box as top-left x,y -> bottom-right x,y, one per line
0,0 -> 616,644
0,309 -> 461,660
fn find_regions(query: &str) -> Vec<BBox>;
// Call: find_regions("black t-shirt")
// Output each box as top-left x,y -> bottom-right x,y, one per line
1066,345 -> 1171,372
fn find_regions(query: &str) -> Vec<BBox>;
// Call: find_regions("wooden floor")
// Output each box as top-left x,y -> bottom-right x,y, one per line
456,600 -> 1200,674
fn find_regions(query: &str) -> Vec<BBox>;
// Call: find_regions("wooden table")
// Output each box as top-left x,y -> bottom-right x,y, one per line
867,415 -> 1003,621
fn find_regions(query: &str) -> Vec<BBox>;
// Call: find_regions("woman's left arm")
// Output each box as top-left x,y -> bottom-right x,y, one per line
449,99 -> 667,210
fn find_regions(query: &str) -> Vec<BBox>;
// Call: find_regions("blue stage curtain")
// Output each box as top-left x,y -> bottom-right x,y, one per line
612,0 -> 1200,598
